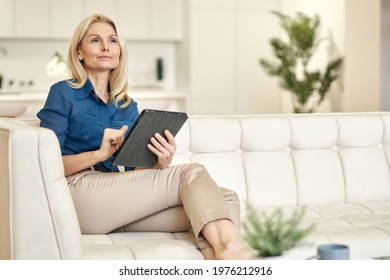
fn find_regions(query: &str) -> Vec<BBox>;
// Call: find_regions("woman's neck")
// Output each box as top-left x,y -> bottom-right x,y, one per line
88,73 -> 110,102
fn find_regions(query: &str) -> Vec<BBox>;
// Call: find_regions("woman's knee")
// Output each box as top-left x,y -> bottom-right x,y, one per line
182,163 -> 208,176
219,187 -> 240,205
180,163 -> 216,184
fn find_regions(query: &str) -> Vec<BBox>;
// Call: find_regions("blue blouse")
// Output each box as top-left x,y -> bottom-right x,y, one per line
37,79 -> 139,172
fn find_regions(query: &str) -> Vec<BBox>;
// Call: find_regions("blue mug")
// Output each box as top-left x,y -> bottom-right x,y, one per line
315,244 -> 349,260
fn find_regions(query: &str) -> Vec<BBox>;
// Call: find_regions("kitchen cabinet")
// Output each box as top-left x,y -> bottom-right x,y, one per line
50,0 -> 84,39
117,0 -> 149,40
0,0 -> 182,41
85,0 -> 117,22
150,0 -> 182,40
117,0 -> 183,40
0,0 -> 51,38
50,0 -> 116,39
0,0 -> 13,37
14,0 -> 50,38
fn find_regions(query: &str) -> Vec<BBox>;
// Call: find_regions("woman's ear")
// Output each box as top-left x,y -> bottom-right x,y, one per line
77,51 -> 83,61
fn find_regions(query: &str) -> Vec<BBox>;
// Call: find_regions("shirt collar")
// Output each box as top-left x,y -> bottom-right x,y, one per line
75,79 -> 95,100
74,79 -> 118,112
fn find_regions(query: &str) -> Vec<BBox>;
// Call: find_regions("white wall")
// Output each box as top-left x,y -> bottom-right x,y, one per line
237,0 -> 282,114
189,0 -> 283,115
381,0 -> 390,111
344,0 -> 381,112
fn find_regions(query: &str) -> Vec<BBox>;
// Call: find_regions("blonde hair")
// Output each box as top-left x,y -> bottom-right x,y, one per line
67,14 -> 130,108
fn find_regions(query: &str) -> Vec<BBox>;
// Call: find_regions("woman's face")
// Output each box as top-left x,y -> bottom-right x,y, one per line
78,22 -> 121,74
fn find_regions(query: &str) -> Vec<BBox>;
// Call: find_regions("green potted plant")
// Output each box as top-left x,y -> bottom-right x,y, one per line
260,11 -> 344,113
243,206 -> 315,258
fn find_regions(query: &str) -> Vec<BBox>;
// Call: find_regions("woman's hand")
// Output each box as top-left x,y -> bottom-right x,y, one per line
62,125 -> 128,176
97,125 -> 128,161
148,130 -> 177,169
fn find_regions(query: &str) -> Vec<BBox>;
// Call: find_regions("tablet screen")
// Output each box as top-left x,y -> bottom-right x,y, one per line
112,109 -> 188,168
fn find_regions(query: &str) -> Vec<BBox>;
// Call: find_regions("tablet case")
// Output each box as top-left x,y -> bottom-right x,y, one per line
112,109 -> 188,168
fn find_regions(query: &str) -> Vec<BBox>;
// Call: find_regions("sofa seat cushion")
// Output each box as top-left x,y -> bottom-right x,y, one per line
358,201 -> 390,214
82,232 -> 204,260
313,226 -> 390,259
305,203 -> 373,218
255,202 -> 390,259
303,203 -> 390,259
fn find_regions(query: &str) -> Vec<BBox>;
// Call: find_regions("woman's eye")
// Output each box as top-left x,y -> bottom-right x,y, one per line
91,38 -> 100,43
109,38 -> 118,44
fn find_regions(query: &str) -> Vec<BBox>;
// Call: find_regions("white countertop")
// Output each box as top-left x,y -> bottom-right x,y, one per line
0,87 -> 190,102
0,92 -> 48,102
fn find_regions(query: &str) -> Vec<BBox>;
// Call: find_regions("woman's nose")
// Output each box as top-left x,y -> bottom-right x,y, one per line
102,42 -> 109,51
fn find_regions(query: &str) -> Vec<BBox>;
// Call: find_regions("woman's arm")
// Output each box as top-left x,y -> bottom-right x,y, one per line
62,151 -> 104,177
63,125 -> 128,176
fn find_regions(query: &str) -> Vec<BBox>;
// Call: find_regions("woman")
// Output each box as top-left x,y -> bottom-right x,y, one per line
37,14 -> 252,260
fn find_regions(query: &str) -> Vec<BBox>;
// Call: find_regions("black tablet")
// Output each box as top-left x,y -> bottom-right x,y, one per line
112,109 -> 188,168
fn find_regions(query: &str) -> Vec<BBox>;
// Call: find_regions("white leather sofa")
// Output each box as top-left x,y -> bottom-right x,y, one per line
1,112 -> 390,260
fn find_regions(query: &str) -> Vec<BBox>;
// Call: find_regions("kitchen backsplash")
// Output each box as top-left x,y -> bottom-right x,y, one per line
0,39 -> 177,93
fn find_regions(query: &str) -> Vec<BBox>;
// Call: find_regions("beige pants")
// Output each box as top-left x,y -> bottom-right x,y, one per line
67,163 -> 241,249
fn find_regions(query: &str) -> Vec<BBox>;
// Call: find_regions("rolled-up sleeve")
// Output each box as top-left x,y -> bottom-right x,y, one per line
37,82 -> 71,153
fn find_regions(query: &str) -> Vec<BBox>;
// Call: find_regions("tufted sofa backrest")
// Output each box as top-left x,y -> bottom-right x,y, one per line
173,113 -> 390,210
3,112 -> 390,260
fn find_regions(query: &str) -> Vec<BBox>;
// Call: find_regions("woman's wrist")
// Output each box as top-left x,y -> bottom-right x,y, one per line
94,149 -> 107,163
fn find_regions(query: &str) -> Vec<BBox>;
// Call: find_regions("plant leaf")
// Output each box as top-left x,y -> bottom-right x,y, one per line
259,11 -> 344,113
243,206 -> 316,257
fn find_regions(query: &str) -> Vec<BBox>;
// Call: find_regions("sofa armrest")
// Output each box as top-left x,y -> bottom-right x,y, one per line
0,119 -> 83,259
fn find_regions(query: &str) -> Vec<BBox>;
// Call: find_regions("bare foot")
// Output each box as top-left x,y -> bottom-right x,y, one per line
214,242 -> 255,260
201,246 -> 216,260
